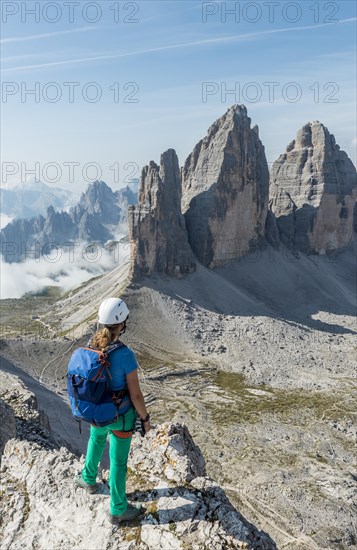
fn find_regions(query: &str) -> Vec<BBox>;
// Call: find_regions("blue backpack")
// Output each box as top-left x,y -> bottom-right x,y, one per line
67,342 -> 131,428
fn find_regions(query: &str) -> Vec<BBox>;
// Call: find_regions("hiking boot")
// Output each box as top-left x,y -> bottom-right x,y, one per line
108,504 -> 145,525
74,473 -> 100,494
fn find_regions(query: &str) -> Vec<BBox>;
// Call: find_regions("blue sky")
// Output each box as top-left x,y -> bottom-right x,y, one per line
1,0 -> 356,191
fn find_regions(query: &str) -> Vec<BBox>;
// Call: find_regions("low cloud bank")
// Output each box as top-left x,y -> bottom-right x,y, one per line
1,238 -> 130,299
0,214 -> 14,230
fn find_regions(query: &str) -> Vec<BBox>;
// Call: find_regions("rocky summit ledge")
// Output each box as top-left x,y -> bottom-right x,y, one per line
0,371 -> 275,549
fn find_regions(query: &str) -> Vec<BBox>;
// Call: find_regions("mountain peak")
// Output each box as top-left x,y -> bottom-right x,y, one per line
129,148 -> 196,277
227,103 -> 248,116
181,104 -> 268,267
46,205 -> 56,216
270,120 -> 357,253
90,179 -> 111,190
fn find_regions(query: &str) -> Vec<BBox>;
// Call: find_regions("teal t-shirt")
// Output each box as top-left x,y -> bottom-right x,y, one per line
108,345 -> 138,390
108,345 -> 138,414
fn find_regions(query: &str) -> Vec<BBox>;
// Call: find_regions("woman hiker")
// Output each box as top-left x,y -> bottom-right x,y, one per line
74,297 -> 152,525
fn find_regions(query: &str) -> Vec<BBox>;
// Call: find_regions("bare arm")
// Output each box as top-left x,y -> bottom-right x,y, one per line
126,369 -> 151,432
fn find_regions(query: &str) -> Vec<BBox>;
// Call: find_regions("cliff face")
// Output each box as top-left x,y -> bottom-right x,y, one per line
269,121 -> 357,254
181,105 -> 269,268
0,371 -> 275,549
128,107 -> 357,276
128,149 -> 196,277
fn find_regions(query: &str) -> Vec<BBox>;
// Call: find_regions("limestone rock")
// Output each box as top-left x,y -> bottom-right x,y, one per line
264,210 -> 280,248
128,149 -> 196,277
181,104 -> 269,267
269,121 -> 357,254
0,400 -> 16,459
128,423 -> 206,484
0,372 -> 53,449
0,371 -> 276,550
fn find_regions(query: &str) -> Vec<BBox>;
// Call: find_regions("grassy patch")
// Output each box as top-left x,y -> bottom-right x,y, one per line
0,290 -> 62,339
22,286 -> 63,300
124,526 -> 141,544
168,521 -> 177,533
127,467 -> 157,492
211,370 -> 350,425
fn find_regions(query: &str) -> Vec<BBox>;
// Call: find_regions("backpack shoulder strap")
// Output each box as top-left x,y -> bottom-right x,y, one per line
106,342 -> 126,355
105,342 -> 127,385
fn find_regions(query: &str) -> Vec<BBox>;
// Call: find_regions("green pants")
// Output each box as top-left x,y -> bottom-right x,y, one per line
81,406 -> 137,516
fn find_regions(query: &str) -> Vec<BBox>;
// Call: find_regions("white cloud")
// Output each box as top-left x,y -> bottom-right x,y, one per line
3,18 -> 356,73
0,26 -> 96,44
0,237 -> 131,299
0,214 -> 14,230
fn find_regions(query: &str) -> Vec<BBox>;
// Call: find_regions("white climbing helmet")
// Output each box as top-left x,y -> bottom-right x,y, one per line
98,297 -> 129,326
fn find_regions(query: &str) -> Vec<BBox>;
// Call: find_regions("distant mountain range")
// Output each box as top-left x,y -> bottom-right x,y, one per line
0,180 -> 77,223
0,180 -> 139,263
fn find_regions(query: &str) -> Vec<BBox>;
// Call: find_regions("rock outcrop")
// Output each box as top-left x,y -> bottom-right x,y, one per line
269,121 -> 357,254
181,105 -> 269,267
0,372 -> 54,453
0,371 -> 275,549
128,149 -> 196,277
0,400 -> 15,459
